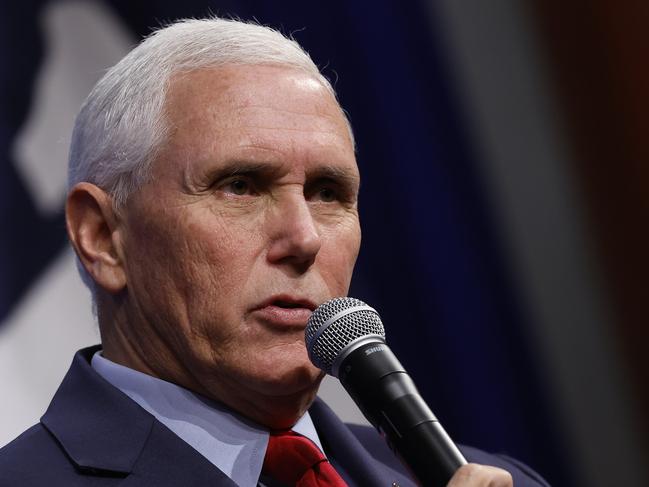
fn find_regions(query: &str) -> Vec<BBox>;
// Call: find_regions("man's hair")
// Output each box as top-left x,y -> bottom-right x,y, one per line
67,17 -> 350,293
68,17 -> 341,207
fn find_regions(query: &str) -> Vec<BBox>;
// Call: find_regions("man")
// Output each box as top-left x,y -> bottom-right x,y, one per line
0,18 -> 548,486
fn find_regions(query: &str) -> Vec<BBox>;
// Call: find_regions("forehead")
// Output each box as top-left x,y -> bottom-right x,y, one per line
152,64 -> 358,187
167,64 -> 334,110
161,65 -> 354,164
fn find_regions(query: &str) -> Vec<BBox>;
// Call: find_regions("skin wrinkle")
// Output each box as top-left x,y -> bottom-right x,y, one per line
235,104 -> 344,118
167,73 -> 351,145
103,285 -> 192,387
119,201 -> 210,388
190,164 -> 360,214
130,195 -> 252,374
93,64 -> 361,428
190,163 -> 358,231
219,125 -> 343,135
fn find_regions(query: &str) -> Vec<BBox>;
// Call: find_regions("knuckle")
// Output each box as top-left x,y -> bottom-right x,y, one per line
449,463 -> 513,487
486,467 -> 513,487
453,463 -> 482,482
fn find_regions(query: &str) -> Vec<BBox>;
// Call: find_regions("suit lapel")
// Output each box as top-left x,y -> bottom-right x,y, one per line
119,420 -> 237,486
41,347 -> 417,486
309,398 -> 417,487
41,346 -> 236,486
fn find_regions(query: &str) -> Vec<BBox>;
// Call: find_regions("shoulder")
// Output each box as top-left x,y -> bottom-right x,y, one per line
347,423 -> 551,487
0,423 -> 81,486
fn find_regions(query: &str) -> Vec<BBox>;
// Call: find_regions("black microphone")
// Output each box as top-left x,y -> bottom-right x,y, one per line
305,297 -> 467,487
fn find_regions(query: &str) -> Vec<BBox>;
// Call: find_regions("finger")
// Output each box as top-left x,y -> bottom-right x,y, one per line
446,463 -> 514,487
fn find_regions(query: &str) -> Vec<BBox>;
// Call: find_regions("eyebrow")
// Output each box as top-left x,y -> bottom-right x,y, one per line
306,165 -> 361,204
198,161 -> 280,185
205,160 -> 360,188
307,165 -> 360,188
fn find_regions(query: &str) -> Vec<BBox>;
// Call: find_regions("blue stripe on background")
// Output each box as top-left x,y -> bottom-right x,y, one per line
0,0 -> 67,324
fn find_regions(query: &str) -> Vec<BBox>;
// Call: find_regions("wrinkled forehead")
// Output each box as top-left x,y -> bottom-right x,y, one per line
164,65 -> 354,148
155,65 -> 357,176
164,64 -> 348,130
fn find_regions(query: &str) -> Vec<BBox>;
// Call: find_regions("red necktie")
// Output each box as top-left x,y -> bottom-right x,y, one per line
262,430 -> 348,486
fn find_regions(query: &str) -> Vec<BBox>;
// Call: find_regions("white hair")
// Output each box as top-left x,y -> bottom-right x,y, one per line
68,17 -> 353,293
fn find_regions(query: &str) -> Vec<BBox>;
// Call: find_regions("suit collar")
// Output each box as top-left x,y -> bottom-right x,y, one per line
309,397 -> 417,487
40,345 -> 154,473
40,346 -> 236,485
40,347 -> 414,486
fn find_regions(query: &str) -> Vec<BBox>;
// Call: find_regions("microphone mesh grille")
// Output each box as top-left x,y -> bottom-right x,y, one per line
305,297 -> 385,375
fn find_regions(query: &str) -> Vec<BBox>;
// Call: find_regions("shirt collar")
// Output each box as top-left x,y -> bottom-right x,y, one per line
92,351 -> 324,487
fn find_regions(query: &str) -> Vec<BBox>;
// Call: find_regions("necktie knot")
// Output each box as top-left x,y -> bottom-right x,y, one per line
262,430 -> 347,486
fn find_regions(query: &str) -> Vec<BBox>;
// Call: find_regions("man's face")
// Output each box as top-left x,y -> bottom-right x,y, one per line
116,65 -> 361,427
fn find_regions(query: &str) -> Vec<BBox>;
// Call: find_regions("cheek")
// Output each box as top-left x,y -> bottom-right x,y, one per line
319,220 -> 361,293
175,220 -> 256,303
124,209 -> 240,320
194,206 -> 267,263
187,218 -> 266,302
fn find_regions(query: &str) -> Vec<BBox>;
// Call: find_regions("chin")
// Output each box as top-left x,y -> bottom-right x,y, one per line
256,383 -> 322,430
256,357 -> 322,394
249,363 -> 324,429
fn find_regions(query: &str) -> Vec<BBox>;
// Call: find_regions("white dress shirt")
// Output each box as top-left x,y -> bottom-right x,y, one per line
92,351 -> 324,487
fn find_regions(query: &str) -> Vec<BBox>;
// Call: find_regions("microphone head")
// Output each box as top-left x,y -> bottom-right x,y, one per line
305,297 -> 385,376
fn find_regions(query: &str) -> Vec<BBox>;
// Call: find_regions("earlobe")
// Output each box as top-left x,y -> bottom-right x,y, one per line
66,183 -> 127,294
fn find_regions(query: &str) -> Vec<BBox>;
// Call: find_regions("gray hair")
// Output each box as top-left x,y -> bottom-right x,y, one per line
68,17 -> 352,293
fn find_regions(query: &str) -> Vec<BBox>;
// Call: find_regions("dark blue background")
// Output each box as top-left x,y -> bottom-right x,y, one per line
0,2 -> 573,485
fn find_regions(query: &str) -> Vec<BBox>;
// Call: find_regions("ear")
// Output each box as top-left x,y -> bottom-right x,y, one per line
66,183 -> 126,294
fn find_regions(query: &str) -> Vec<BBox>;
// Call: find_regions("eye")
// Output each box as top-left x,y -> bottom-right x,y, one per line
224,178 -> 252,196
317,187 -> 337,202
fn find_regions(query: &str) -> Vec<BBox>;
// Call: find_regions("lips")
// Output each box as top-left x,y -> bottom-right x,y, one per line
252,295 -> 317,329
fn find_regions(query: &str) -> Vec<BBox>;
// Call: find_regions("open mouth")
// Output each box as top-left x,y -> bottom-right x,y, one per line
274,300 -> 304,309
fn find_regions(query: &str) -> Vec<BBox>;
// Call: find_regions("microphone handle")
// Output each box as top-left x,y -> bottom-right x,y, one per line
337,340 -> 467,486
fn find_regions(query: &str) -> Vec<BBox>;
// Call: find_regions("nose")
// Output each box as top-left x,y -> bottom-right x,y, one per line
265,193 -> 322,272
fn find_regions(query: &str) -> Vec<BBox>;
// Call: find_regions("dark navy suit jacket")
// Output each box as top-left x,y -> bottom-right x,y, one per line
0,347 -> 549,486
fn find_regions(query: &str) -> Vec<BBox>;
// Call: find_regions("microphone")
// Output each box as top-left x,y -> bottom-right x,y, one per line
305,297 -> 467,487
